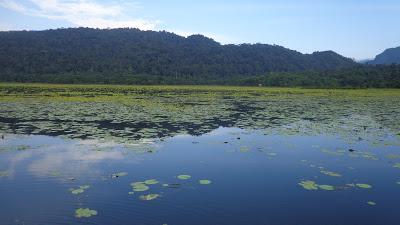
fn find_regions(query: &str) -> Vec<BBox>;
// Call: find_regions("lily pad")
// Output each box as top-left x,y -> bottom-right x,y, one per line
394,163 -> 400,168
130,182 -> 150,192
0,171 -> 9,177
356,183 -> 372,189
367,201 -> 376,206
75,208 -> 98,218
139,194 -> 160,201
144,179 -> 159,185
299,180 -> 318,190
320,170 -> 342,177
318,185 -> 335,191
199,179 -> 212,185
177,175 -> 191,180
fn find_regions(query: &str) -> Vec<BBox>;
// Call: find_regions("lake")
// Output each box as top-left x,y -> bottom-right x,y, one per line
0,84 -> 399,225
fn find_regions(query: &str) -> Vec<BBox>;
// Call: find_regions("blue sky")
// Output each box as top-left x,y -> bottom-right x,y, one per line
0,0 -> 399,60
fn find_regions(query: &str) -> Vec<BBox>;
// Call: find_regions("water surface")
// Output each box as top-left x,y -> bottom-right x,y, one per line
0,85 -> 399,225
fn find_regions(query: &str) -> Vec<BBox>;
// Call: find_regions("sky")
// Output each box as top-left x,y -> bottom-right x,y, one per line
0,0 -> 399,60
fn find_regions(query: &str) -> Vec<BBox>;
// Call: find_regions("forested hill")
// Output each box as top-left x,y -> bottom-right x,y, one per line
0,28 -> 356,82
369,46 -> 400,65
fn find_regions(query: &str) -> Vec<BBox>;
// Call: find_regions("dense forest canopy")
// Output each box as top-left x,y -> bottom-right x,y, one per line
0,28 -> 399,87
368,46 -> 400,65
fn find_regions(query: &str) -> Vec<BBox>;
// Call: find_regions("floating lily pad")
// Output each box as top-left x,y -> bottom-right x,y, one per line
367,201 -> 376,206
318,185 -> 335,191
320,170 -> 342,177
394,163 -> 400,168
177,175 -> 191,180
139,194 -> 160,201
0,171 -> 9,177
199,179 -> 212,185
144,179 -> 159,185
71,189 -> 84,195
356,183 -> 372,189
130,182 -> 150,192
299,180 -> 318,190
80,185 -> 90,190
75,208 -> 98,218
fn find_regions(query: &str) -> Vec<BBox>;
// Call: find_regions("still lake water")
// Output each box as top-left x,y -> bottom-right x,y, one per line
0,86 -> 399,225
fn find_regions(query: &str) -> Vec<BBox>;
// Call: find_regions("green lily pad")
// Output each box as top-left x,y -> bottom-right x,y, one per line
75,208 -> 98,218
394,163 -> 400,168
318,185 -> 335,191
139,194 -> 160,201
144,179 -> 159,185
130,182 -> 150,192
177,175 -> 191,180
80,185 -> 90,190
299,180 -> 318,190
0,171 -> 9,177
367,201 -> 376,206
199,179 -> 212,185
356,183 -> 372,189
71,188 -> 84,195
320,170 -> 342,177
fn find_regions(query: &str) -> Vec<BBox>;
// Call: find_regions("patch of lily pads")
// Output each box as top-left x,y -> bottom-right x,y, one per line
199,179 -> 212,185
75,208 -> 98,218
298,180 -> 335,191
70,185 -> 90,195
139,194 -> 160,201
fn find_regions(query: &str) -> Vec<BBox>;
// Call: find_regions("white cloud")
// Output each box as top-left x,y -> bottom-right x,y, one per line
0,0 -> 160,30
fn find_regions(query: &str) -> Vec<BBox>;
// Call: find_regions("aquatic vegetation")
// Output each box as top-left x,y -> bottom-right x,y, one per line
298,180 -> 319,190
299,180 -> 336,191
144,179 -> 159,185
0,171 -> 9,177
139,194 -> 160,201
70,185 -> 90,195
318,185 -> 335,191
394,163 -> 400,168
320,170 -> 342,177
367,201 -> 376,206
75,208 -> 98,218
199,180 -> 212,185
1,84 -> 399,146
177,175 -> 191,180
112,172 -> 128,178
356,184 -> 372,189
130,182 -> 150,192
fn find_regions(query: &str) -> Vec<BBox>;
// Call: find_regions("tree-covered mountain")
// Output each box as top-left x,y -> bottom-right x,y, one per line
0,28 -> 356,81
369,46 -> 400,65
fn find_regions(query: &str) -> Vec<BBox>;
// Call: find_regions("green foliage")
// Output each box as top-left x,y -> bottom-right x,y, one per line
0,28 -> 372,87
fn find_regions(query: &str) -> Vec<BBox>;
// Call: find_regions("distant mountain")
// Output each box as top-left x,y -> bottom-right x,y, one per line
0,28 -> 356,84
369,46 -> 400,65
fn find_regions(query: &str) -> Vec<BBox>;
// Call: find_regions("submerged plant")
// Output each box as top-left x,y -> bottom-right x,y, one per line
75,208 -> 98,218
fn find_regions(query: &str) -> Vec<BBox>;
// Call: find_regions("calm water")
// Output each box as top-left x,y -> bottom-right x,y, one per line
0,87 -> 400,225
